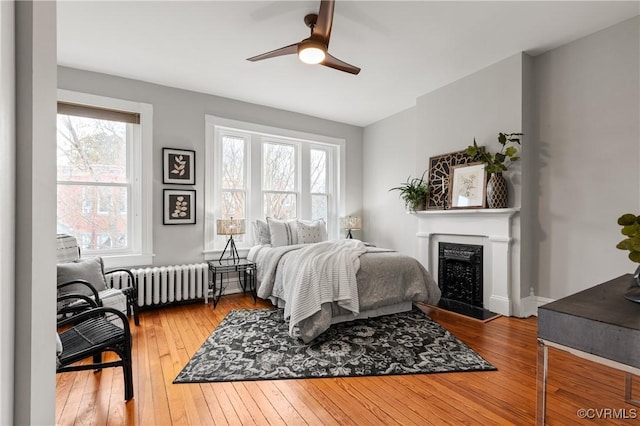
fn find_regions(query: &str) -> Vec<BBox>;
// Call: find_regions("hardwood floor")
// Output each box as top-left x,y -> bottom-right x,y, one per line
56,294 -> 639,425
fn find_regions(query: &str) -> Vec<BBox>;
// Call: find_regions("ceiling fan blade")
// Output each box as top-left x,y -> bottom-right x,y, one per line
321,52 -> 360,75
314,0 -> 334,45
247,43 -> 299,62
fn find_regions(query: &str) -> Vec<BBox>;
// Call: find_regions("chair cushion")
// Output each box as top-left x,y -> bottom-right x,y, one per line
57,257 -> 107,296
56,234 -> 80,263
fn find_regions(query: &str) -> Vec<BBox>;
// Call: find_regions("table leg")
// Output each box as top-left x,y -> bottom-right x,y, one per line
625,373 -> 640,407
536,338 -> 549,426
246,268 -> 256,303
213,271 -> 224,308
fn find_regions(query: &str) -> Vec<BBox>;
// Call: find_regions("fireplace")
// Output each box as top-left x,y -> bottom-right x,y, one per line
415,208 -> 520,317
438,242 -> 483,307
437,241 -> 497,320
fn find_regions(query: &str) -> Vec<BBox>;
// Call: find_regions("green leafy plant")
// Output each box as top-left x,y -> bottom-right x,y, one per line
617,213 -> 640,263
389,171 -> 430,212
466,132 -> 523,174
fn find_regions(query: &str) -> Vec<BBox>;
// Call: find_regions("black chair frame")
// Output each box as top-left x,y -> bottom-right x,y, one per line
57,294 -> 134,401
57,268 -> 140,326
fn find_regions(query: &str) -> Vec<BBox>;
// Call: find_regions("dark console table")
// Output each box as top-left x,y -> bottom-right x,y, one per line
537,274 -> 640,425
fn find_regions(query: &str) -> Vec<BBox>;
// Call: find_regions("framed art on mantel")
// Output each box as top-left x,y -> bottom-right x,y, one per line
163,148 -> 195,185
427,147 -> 484,209
163,189 -> 196,225
449,162 -> 486,209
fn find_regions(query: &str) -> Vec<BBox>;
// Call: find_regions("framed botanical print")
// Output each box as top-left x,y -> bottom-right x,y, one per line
163,148 -> 195,185
163,189 -> 196,225
449,162 -> 486,209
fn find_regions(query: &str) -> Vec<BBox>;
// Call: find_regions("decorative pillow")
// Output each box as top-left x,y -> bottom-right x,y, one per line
253,219 -> 271,245
297,219 -> 328,244
57,257 -> 108,297
267,218 -> 299,247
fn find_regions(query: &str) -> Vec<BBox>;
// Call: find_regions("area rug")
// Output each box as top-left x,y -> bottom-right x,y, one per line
173,307 -> 496,383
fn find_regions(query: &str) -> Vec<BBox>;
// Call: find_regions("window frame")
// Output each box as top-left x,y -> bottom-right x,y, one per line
57,89 -> 153,268
204,115 -> 345,259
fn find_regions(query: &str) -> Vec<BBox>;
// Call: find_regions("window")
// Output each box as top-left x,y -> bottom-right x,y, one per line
205,116 -> 345,257
56,90 -> 153,268
263,141 -> 297,219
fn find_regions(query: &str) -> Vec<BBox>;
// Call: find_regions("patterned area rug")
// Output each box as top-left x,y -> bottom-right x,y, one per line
174,307 -> 496,383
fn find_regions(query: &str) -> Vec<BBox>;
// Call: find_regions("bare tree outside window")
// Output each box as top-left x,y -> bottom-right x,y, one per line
263,142 -> 297,219
57,114 -> 130,251
310,149 -> 328,221
221,135 -> 246,219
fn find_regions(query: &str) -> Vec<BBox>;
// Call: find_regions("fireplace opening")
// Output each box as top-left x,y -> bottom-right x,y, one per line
437,242 -> 498,321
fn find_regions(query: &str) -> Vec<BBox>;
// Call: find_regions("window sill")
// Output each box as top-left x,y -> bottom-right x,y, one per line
97,253 -> 155,269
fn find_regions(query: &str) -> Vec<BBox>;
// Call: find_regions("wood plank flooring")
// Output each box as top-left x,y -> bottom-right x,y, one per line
56,294 -> 639,425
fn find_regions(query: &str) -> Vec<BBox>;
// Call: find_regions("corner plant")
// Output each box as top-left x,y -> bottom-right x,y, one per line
616,213 -> 640,263
466,132 -> 523,174
389,171 -> 430,212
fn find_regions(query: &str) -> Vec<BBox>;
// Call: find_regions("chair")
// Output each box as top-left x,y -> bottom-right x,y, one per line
56,294 -> 134,401
56,235 -> 140,325
57,264 -> 140,326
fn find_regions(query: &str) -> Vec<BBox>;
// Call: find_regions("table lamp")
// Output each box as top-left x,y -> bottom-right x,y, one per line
216,217 -> 245,262
342,216 -> 361,239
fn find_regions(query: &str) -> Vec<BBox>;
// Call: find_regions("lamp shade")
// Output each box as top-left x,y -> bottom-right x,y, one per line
298,39 -> 326,64
216,218 -> 246,236
342,216 -> 362,230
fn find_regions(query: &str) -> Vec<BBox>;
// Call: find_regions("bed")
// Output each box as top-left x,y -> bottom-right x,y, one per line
247,224 -> 441,342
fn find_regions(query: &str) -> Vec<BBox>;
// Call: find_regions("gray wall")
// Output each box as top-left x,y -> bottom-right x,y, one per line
58,67 -> 364,266
14,1 -> 58,424
363,16 -> 640,303
0,2 -> 14,423
363,107 -> 419,254
535,16 -> 640,299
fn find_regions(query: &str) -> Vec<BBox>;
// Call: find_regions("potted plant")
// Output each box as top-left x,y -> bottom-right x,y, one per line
465,132 -> 523,208
616,213 -> 640,299
389,171 -> 430,212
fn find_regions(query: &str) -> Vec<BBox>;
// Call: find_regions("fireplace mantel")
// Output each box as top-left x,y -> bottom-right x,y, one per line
414,208 -> 520,316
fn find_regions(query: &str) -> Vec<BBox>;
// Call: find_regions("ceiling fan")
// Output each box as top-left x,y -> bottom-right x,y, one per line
247,0 -> 361,75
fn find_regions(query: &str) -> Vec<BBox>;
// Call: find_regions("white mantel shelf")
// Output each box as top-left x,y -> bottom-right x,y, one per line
413,207 -> 520,316
414,208 -> 519,216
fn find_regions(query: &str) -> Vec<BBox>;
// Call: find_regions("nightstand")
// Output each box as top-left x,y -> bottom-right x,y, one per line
207,259 -> 256,308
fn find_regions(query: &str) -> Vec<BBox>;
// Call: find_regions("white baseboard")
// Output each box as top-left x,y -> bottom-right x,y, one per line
521,295 -> 555,317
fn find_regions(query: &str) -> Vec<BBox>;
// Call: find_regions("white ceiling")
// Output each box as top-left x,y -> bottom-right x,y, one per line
57,1 -> 640,127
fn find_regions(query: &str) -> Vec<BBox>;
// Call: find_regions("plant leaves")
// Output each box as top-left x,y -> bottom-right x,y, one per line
619,213 -> 638,226
622,224 -> 639,236
617,238 -> 633,250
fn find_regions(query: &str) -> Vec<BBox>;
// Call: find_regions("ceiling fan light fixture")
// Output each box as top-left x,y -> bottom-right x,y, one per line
298,40 -> 326,64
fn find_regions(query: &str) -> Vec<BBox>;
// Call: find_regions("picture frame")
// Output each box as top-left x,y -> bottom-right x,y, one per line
163,148 -> 195,185
448,162 -> 487,209
163,189 -> 196,225
427,147 -> 484,210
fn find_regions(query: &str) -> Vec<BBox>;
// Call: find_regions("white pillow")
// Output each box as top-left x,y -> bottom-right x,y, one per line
297,219 -> 327,244
252,219 -> 271,245
267,218 -> 299,247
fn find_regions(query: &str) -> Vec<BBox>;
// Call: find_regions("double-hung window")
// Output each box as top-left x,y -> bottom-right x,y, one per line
56,90 -> 153,268
205,116 -> 344,258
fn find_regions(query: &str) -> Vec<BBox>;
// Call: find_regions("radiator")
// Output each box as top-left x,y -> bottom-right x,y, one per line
107,263 -> 209,307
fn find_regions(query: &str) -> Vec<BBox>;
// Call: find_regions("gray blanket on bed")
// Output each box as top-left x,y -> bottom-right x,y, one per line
248,243 -> 441,342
